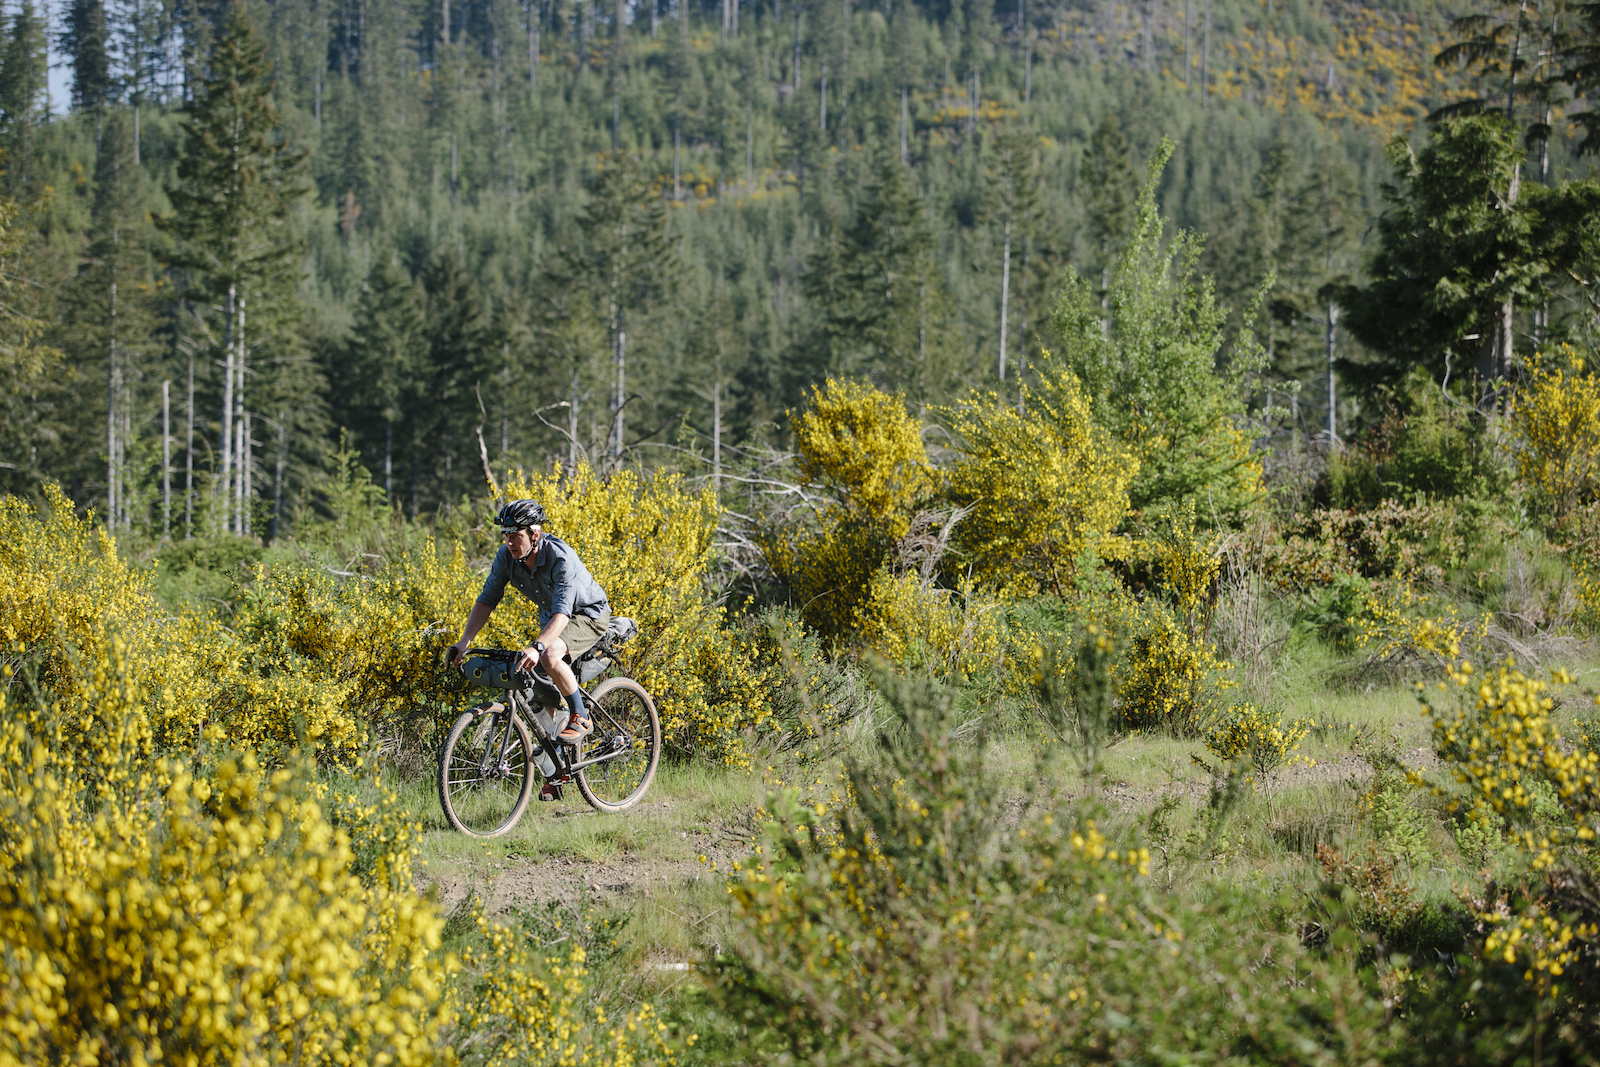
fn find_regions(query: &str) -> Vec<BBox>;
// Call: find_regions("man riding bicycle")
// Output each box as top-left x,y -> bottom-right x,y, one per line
447,500 -> 610,797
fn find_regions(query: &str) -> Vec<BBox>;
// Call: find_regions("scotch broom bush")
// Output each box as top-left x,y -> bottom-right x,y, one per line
765,379 -> 935,643
712,668 -> 1394,1065
3,473 -> 777,766
943,358 -> 1136,594
0,619 -> 674,1065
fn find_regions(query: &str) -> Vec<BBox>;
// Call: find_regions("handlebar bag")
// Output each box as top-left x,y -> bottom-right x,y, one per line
461,655 -> 517,689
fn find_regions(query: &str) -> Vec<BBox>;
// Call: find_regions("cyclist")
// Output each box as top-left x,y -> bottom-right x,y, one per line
447,500 -> 611,798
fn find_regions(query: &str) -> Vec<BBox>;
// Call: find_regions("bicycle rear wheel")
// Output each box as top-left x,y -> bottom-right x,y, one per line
439,703 -> 535,837
576,678 -> 661,813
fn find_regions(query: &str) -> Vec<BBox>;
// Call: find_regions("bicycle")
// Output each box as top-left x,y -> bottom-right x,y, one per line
439,619 -> 661,837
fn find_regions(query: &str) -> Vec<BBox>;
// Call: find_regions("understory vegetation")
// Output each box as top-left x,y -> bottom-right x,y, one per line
13,0 -> 1600,1057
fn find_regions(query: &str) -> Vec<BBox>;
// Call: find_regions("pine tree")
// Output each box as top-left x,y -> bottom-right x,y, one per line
413,250 -> 493,508
805,148 -> 958,407
57,109 -> 158,531
0,195 -> 61,499
569,152 -> 675,461
1051,138 -> 1260,520
159,2 -> 310,535
1079,110 -> 1135,312
0,0 -> 48,193
62,0 -> 115,113
985,121 -> 1042,384
327,257 -> 425,503
1340,115 -> 1541,398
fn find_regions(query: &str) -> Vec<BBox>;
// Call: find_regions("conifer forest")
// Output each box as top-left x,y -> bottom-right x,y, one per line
18,0 -> 1600,1060
0,0 -> 1590,524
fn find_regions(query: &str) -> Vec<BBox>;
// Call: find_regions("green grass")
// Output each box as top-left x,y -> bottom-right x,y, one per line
387,635 -> 1600,1045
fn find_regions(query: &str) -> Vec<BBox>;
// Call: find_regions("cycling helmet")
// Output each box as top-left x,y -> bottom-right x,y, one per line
493,499 -> 547,531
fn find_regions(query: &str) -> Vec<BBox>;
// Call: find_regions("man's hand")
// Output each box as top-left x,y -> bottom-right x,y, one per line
515,645 -> 541,673
446,639 -> 470,667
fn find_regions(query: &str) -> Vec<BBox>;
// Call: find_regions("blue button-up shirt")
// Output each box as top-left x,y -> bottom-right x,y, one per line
476,534 -> 609,629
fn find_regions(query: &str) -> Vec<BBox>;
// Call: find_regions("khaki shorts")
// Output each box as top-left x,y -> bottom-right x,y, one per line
559,611 -> 611,662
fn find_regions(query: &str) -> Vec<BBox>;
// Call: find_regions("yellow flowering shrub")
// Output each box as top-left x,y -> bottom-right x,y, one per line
852,569 -> 1001,681
3,471 -> 778,766
790,378 -> 935,521
0,634 -> 675,1065
0,648 -> 453,1064
450,915 -> 676,1067
1106,504 -> 1235,736
1111,601 -> 1236,735
943,360 -> 1137,593
1510,347 -> 1600,521
1415,660 -> 1600,997
1357,579 -> 1488,672
766,379 -> 934,641
1199,703 -> 1312,784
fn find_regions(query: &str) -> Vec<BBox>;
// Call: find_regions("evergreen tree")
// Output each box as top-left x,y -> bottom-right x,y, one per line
984,121 -> 1043,384
159,2 -> 310,535
1079,110 -> 1135,310
1051,138 -> 1261,520
413,250 -> 494,508
56,109 -> 158,530
62,0 -> 115,113
1341,115 -> 1541,397
0,196 -> 61,499
0,1 -> 48,193
805,149 -> 959,407
327,257 -> 425,503
568,152 -> 675,461
1434,0 -> 1567,176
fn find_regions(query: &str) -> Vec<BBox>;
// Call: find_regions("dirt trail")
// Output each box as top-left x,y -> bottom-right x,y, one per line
416,799 -> 752,914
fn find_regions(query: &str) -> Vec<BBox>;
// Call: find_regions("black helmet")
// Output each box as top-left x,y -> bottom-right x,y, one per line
493,500 -> 546,531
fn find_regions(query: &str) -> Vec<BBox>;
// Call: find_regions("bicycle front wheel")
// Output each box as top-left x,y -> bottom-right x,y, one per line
439,703 -> 535,837
576,677 -> 661,813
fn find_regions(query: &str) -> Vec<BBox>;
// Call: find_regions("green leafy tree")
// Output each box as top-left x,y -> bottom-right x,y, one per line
1051,137 -> 1262,521
159,2 -> 310,535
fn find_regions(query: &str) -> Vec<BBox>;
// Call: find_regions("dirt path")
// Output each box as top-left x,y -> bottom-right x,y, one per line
416,798 -> 755,914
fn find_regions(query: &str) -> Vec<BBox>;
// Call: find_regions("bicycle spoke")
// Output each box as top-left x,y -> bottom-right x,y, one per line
439,709 -> 533,836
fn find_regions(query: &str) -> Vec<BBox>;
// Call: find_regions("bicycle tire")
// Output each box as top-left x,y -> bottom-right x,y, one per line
575,677 -> 661,813
438,703 -> 536,837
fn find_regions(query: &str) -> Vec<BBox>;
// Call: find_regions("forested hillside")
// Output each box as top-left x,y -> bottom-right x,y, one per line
3,0 -> 1588,532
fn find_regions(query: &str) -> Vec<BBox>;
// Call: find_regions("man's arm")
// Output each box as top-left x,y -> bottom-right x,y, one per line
447,601 -> 495,664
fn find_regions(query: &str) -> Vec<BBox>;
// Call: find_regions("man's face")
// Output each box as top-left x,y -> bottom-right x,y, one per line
505,525 -> 541,561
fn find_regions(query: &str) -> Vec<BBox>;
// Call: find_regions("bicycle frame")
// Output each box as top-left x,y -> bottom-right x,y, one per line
464,647 -> 634,776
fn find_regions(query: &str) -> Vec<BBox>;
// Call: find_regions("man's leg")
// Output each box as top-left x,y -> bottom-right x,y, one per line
539,639 -> 591,741
539,638 -> 579,695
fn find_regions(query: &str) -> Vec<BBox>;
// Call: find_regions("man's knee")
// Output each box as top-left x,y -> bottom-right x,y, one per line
541,639 -> 568,667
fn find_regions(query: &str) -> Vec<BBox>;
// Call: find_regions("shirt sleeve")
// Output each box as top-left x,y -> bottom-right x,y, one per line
547,548 -> 576,619
476,548 -> 510,609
